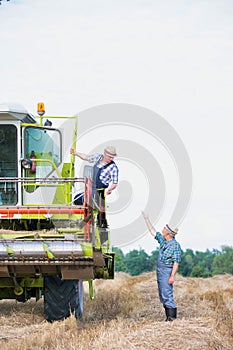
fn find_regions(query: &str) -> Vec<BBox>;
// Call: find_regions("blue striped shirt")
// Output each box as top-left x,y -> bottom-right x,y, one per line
87,153 -> 119,186
155,232 -> 181,264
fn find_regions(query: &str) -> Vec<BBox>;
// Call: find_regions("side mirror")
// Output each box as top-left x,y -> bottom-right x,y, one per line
21,158 -> 32,169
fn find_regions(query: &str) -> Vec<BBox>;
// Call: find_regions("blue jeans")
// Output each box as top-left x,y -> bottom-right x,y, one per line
156,260 -> 176,308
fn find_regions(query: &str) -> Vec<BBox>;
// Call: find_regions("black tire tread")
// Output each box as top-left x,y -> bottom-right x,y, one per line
44,276 -> 83,322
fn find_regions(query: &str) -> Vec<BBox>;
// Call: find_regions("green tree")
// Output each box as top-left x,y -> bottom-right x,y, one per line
149,249 -> 159,271
111,246 -> 229,278
192,250 -> 215,277
124,249 -> 152,276
190,264 -> 211,277
212,246 -> 233,275
112,247 -> 126,272
179,249 -> 194,276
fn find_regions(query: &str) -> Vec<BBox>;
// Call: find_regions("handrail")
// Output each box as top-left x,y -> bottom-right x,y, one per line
0,177 -> 85,183
0,206 -> 85,215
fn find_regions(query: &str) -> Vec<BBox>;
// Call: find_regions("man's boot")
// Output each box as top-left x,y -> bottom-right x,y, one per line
164,305 -> 168,321
166,307 -> 177,321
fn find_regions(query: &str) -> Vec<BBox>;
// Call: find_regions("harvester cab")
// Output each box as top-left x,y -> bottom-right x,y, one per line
0,103 -> 115,322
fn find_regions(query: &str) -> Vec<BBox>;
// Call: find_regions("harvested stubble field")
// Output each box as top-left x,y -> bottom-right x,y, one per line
0,272 -> 233,350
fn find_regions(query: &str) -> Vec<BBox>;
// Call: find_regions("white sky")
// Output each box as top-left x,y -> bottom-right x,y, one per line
0,0 -> 232,253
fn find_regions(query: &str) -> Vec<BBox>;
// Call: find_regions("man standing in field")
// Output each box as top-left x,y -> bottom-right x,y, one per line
142,211 -> 181,321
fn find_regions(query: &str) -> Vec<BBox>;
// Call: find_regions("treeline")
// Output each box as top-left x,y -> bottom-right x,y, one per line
112,246 -> 233,277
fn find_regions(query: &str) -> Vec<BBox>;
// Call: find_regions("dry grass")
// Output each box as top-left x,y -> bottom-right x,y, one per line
0,272 -> 233,349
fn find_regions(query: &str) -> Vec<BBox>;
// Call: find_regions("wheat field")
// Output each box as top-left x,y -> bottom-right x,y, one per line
0,272 -> 232,350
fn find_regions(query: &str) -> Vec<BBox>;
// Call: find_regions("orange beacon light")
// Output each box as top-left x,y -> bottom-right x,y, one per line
37,102 -> 45,116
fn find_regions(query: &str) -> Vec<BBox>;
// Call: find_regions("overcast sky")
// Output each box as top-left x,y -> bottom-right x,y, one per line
0,0 -> 232,253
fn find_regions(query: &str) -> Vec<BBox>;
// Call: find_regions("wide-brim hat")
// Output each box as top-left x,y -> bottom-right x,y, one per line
166,224 -> 179,235
104,146 -> 117,157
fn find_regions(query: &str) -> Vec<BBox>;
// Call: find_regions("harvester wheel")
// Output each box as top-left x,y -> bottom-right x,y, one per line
44,276 -> 83,322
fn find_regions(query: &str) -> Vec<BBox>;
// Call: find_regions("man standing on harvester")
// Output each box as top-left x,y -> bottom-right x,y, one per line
142,211 -> 181,321
70,146 -> 119,228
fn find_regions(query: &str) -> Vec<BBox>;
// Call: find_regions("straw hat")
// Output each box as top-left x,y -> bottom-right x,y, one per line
104,146 -> 117,157
166,224 -> 179,235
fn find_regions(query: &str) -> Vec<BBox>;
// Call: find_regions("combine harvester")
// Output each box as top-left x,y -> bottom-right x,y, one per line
0,103 -> 114,321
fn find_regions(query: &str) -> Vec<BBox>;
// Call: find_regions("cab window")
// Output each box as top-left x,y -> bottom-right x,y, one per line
25,127 -> 61,178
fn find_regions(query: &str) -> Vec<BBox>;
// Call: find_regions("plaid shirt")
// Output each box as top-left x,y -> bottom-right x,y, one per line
87,153 -> 119,186
155,232 -> 181,264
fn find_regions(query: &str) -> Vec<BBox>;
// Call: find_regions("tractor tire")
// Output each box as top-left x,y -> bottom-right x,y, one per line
44,276 -> 83,322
